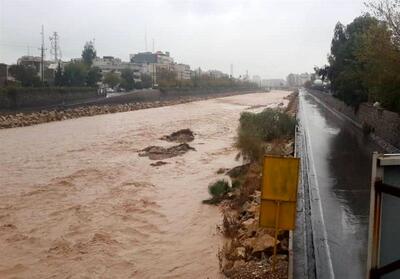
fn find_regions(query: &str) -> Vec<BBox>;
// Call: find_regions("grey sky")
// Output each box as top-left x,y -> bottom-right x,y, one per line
0,0 -> 366,79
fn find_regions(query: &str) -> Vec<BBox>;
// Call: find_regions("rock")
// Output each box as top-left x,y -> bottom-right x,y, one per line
160,128 -> 195,143
242,201 -> 251,212
245,202 -> 259,214
150,161 -> 168,167
280,238 -> 288,251
216,168 -> 227,174
235,247 -> 246,259
283,141 -> 294,156
243,234 -> 278,253
242,218 -> 258,237
227,164 -> 251,178
139,143 -> 195,160
233,259 -> 246,269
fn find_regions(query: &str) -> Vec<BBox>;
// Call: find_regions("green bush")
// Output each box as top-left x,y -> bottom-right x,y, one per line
203,179 -> 231,205
235,108 -> 296,162
231,180 -> 241,189
208,179 -> 230,197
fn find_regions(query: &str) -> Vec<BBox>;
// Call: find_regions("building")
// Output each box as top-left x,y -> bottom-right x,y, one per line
129,51 -> 176,85
155,51 -> 174,65
173,63 -> 191,80
261,79 -> 286,88
17,56 -> 51,76
130,51 -> 174,66
206,70 -> 227,79
92,56 -> 141,82
252,75 -> 261,86
286,72 -> 312,87
130,52 -> 157,64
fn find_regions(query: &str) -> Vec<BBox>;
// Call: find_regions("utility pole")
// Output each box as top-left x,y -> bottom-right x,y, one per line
230,64 -> 233,78
152,38 -> 155,53
49,31 -> 61,62
145,27 -> 148,51
39,25 -> 47,84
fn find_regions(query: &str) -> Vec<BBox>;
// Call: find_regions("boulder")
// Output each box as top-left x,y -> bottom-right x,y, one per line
243,234 -> 278,253
235,246 -> 246,259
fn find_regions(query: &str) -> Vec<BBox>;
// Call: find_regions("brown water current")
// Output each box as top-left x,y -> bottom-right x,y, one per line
0,91 -> 290,279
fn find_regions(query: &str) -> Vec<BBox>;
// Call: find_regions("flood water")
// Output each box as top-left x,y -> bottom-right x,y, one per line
0,91 -> 289,279
299,89 -> 383,278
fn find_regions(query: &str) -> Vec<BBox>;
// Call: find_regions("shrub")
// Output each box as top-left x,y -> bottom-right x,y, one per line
235,108 -> 296,162
203,179 -> 231,205
208,179 -> 230,197
231,180 -> 241,189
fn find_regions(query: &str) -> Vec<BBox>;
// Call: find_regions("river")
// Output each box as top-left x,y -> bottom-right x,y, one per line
0,91 -> 290,279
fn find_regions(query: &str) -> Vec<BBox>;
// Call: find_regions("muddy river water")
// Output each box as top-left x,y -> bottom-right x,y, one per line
0,91 -> 289,279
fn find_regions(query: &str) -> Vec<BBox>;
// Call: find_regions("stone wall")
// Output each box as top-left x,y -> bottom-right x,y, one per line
0,87 -> 100,110
358,103 -> 400,149
308,90 -> 400,150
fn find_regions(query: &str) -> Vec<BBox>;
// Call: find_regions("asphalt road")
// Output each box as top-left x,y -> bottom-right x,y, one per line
297,89 -> 383,278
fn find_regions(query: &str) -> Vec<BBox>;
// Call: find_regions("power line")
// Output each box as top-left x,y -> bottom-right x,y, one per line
49,31 -> 61,62
39,25 -> 47,83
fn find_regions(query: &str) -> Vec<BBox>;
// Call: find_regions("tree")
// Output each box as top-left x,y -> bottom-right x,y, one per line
327,15 -> 379,107
54,62 -> 65,86
157,68 -> 177,88
104,71 -> 120,88
366,0 -> 400,46
140,74 -> 152,89
357,21 -> 400,112
86,67 -> 102,87
81,41 -> 97,66
63,62 -> 88,86
8,64 -> 41,87
120,68 -> 135,90
314,66 -> 329,81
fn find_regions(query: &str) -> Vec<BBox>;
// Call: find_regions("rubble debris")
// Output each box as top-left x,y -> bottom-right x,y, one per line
139,143 -> 195,160
150,161 -> 168,167
160,129 -> 195,143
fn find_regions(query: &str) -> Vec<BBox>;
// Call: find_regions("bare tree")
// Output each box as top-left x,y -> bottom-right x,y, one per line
366,0 -> 400,46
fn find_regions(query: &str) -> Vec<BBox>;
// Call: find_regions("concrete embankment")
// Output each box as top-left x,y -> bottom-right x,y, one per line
0,89 -> 257,129
308,89 -> 400,152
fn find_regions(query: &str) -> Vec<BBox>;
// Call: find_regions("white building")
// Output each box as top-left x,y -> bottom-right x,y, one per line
173,63 -> 191,80
252,75 -> 261,86
206,70 -> 227,79
286,72 -> 311,87
261,79 -> 286,88
92,56 -> 141,81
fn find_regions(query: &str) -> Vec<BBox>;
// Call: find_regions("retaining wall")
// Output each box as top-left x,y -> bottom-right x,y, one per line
0,87 -> 100,110
309,90 -> 400,150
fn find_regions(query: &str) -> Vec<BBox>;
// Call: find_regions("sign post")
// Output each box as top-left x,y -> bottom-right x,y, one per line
259,156 -> 300,271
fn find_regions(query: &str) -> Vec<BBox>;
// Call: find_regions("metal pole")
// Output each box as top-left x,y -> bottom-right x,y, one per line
273,201 -> 280,272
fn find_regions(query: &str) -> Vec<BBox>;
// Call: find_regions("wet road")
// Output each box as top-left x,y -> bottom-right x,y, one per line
299,89 -> 382,278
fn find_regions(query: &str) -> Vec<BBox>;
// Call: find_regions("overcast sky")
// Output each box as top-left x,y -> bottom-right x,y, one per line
0,0 -> 366,79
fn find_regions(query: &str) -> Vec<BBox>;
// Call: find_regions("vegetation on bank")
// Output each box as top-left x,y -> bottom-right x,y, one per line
235,108 -> 297,162
315,0 -> 400,112
203,93 -> 298,278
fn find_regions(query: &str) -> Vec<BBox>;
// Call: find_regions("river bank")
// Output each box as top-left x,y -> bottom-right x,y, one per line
0,91 -> 290,278
0,90 -> 257,129
206,92 -> 298,279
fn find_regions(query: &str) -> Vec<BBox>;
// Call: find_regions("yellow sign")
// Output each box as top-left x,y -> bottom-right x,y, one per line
259,156 -> 300,230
